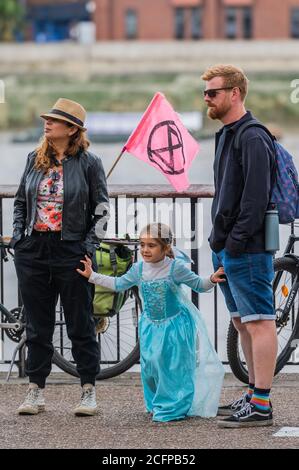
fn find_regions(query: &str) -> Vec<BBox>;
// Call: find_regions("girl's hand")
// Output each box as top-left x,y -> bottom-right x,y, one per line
210,266 -> 226,284
76,255 -> 93,278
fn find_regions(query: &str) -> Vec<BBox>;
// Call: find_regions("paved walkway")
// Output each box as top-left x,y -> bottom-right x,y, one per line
0,373 -> 298,449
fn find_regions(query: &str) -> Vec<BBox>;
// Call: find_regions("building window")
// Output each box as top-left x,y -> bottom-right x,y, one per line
191,7 -> 202,39
225,7 -> 237,39
175,8 -> 185,39
291,8 -> 299,38
243,7 -> 252,39
125,9 -> 137,39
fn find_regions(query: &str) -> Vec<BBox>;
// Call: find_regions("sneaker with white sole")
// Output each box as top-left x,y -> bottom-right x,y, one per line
17,384 -> 45,415
73,384 -> 98,416
217,392 -> 250,416
217,402 -> 273,428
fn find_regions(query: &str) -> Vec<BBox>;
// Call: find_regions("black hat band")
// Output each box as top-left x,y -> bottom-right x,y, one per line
50,109 -> 84,127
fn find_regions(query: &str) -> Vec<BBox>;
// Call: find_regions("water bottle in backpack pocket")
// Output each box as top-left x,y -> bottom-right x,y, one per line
264,205 -> 280,253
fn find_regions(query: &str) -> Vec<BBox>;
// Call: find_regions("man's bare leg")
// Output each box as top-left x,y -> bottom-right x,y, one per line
217,317 -> 255,416
245,320 -> 277,389
233,317 -> 255,385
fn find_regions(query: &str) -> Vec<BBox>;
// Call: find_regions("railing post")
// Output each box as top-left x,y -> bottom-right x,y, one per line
0,197 -> 3,305
214,286 -> 218,353
115,196 -> 120,362
0,197 -> 4,356
190,197 -> 199,308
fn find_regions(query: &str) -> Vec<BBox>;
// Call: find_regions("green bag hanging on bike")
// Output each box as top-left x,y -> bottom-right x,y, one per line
93,243 -> 133,317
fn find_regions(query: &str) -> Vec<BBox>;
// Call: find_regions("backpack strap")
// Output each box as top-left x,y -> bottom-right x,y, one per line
233,119 -> 277,206
109,246 -> 118,276
233,119 -> 275,152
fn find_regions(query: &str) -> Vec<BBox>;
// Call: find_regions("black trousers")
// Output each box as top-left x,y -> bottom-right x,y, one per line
14,231 -> 99,388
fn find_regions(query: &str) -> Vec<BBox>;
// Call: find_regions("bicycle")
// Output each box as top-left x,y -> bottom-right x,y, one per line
0,236 -> 142,381
227,232 -> 299,384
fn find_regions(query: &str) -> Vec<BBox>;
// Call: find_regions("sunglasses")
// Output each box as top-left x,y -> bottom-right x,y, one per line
203,87 -> 234,98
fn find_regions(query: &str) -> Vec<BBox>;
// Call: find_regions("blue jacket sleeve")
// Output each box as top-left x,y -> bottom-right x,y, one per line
172,260 -> 215,293
88,262 -> 140,292
114,263 -> 140,292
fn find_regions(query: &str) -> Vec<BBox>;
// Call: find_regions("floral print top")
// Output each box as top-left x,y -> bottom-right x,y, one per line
34,167 -> 64,232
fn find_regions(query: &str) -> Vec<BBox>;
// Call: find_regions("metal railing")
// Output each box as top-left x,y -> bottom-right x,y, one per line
1,184 -> 298,375
1,184 -> 218,374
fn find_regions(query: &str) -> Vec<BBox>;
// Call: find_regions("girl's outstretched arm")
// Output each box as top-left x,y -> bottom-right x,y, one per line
77,256 -> 139,292
172,259 -> 226,293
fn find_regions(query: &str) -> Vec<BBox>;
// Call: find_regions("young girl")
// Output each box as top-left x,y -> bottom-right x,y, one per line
77,223 -> 226,422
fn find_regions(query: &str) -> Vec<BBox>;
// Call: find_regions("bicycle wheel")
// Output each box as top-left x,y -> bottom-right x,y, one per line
227,256 -> 299,384
52,286 -> 141,380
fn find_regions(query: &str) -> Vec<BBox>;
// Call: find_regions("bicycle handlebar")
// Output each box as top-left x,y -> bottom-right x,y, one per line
0,236 -> 139,247
0,235 -> 140,260
101,238 -> 140,246
0,235 -> 139,262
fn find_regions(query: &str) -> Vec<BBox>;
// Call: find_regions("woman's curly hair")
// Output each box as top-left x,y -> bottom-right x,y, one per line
34,124 -> 90,172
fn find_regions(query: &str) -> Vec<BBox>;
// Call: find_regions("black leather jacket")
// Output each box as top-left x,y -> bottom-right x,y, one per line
11,150 -> 110,255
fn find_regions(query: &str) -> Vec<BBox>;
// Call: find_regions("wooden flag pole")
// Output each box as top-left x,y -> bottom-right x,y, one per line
106,147 -> 126,180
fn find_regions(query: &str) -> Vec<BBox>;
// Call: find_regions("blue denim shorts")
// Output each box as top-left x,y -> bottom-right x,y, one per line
212,249 -> 275,323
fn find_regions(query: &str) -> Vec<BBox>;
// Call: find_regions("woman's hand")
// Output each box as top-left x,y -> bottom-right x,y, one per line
76,255 -> 93,278
210,266 -> 226,284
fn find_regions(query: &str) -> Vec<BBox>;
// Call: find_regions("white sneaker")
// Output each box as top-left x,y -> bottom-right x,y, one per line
73,384 -> 98,416
17,384 -> 45,415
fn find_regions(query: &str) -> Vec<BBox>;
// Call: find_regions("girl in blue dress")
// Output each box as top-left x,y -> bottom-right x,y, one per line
77,223 -> 225,422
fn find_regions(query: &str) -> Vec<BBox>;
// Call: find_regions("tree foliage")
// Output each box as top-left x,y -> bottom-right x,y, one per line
0,0 -> 25,41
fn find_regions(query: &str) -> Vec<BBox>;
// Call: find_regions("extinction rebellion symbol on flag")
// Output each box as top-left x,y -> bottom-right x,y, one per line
123,92 -> 200,191
147,121 -> 185,175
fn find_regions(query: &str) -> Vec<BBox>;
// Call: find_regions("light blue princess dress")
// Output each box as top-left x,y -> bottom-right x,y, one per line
89,254 -> 225,422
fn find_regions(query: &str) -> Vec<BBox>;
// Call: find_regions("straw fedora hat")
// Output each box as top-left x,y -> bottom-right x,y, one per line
40,98 -> 87,131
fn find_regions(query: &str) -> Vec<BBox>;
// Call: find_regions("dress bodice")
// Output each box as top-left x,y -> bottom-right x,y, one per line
140,264 -> 183,322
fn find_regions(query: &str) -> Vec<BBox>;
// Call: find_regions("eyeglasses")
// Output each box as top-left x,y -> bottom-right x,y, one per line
203,87 -> 234,98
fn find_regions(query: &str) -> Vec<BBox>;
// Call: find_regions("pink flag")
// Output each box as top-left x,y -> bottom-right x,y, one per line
124,92 -> 200,191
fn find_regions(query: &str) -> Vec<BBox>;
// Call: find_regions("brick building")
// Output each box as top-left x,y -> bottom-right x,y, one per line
94,0 -> 299,40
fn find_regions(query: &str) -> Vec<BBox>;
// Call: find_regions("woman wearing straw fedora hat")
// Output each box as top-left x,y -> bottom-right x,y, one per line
11,98 -> 110,417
